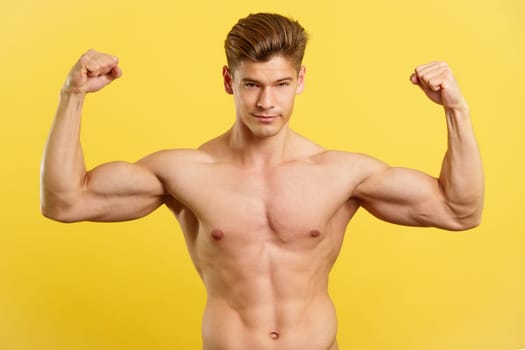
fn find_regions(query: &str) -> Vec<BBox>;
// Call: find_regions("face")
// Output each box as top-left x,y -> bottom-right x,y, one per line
223,55 -> 306,138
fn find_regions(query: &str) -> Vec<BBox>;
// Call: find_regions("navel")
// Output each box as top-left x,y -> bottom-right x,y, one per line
270,331 -> 280,340
310,229 -> 321,238
211,229 -> 224,241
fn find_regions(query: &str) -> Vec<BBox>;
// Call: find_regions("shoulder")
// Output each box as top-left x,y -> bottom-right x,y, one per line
134,132 -> 234,172
313,151 -> 392,203
314,150 -> 388,172
287,130 -> 389,177
140,148 -> 213,163
135,148 -> 215,174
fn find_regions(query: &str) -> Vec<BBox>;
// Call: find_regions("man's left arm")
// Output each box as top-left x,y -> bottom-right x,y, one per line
353,62 -> 484,231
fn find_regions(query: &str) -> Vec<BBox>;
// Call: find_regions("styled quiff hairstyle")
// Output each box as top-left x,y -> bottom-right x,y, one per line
225,13 -> 309,74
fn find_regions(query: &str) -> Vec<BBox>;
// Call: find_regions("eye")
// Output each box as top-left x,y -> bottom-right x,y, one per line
244,82 -> 258,88
278,81 -> 291,87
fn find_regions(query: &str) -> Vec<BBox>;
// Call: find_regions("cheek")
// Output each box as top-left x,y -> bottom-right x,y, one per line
233,93 -> 248,111
279,92 -> 297,109
235,91 -> 255,108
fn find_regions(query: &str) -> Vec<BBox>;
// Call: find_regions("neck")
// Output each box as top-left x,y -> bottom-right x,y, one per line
227,121 -> 294,168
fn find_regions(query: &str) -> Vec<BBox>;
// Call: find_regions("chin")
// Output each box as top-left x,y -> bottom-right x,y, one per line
250,125 -> 284,138
251,130 -> 278,138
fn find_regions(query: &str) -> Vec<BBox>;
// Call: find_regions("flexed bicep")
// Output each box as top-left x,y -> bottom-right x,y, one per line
82,160 -> 166,222
353,165 -> 465,230
44,160 -> 166,223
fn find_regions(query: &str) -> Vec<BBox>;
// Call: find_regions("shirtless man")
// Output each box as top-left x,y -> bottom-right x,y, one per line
40,13 -> 484,350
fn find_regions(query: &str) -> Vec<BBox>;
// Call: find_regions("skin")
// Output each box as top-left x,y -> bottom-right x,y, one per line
41,49 -> 484,350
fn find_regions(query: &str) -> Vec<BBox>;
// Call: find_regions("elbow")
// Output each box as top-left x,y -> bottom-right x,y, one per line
448,207 -> 483,231
41,203 -> 77,223
442,193 -> 484,231
41,211 -> 75,224
40,194 -> 81,223
40,180 -> 85,223
454,217 -> 481,231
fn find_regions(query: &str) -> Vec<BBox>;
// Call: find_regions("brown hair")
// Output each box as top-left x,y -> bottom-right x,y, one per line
225,13 -> 309,73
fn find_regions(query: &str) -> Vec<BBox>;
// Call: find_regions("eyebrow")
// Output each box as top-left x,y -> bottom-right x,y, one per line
241,77 -> 294,84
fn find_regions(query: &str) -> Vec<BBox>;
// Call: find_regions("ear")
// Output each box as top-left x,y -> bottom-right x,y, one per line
296,66 -> 306,94
223,65 -> 234,95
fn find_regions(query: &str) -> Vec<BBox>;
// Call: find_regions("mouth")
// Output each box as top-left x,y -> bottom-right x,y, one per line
252,114 -> 279,122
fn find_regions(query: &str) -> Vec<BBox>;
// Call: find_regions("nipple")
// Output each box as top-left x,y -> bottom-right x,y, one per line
310,229 -> 321,238
211,229 -> 224,241
270,331 -> 279,340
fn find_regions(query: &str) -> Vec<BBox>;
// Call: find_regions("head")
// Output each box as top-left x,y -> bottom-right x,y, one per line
224,13 -> 309,74
223,13 -> 309,138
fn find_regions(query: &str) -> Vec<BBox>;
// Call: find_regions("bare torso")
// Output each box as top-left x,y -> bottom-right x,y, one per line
151,132 -> 367,349
41,49 -> 483,350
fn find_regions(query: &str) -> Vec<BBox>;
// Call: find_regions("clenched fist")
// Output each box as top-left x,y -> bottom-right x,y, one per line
63,49 -> 122,95
410,62 -> 468,111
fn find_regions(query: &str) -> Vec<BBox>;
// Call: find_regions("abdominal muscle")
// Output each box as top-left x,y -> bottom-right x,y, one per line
197,240 -> 340,350
189,223 -> 345,350
201,293 -> 339,350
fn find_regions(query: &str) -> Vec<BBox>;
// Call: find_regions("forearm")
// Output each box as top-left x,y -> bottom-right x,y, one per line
40,92 -> 88,216
438,106 -> 484,226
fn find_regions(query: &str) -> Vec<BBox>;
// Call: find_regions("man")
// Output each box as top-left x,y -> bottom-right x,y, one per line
40,13 -> 484,350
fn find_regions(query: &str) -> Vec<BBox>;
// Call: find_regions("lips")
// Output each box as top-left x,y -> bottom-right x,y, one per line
253,114 -> 278,120
254,115 -> 278,124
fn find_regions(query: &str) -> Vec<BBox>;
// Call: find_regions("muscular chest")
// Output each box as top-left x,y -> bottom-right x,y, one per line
171,161 -> 356,243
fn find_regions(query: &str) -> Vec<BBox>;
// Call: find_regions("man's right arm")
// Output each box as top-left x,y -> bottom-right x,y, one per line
40,50 -> 166,223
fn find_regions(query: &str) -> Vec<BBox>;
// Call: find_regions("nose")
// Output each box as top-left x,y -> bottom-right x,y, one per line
256,87 -> 275,109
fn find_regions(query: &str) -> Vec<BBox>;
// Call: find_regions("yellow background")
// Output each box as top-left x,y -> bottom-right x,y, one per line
1,0 -> 524,349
